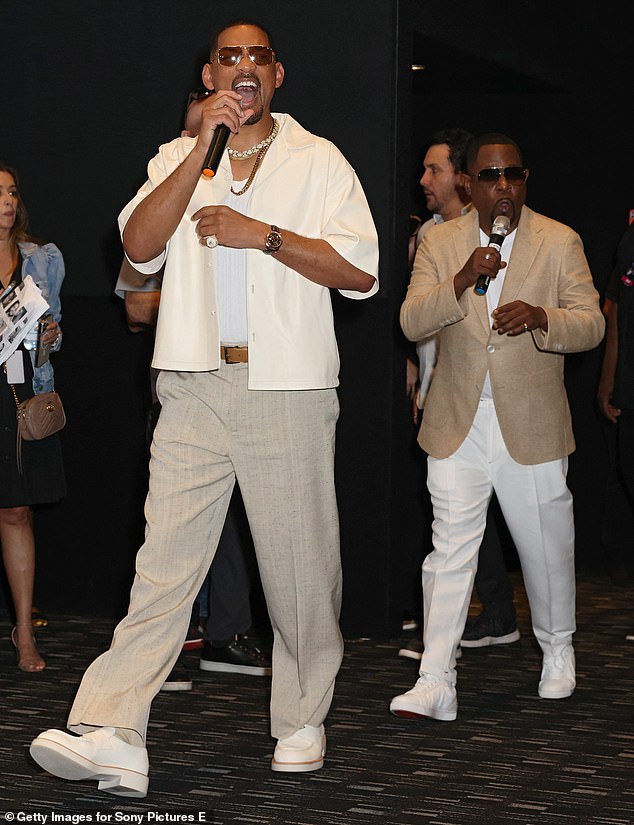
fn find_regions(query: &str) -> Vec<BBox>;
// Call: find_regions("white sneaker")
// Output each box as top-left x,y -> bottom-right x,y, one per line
390,673 -> 458,721
30,727 -> 149,797
538,645 -> 576,699
271,724 -> 325,772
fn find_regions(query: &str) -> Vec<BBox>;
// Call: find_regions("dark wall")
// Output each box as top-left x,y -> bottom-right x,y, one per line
2,1 -> 628,633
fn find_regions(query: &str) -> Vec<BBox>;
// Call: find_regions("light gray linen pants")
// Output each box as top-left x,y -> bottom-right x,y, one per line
420,398 -> 576,685
68,364 -> 344,743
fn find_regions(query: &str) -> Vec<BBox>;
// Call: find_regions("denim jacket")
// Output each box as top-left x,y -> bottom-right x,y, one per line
19,241 -> 65,394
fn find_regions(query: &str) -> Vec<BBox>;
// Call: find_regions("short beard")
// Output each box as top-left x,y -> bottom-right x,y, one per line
243,110 -> 263,126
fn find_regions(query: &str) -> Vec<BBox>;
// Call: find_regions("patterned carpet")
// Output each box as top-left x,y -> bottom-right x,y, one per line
1,573 -> 633,825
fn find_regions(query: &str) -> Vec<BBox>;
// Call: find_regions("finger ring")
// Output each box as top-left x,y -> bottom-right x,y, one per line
523,322 -> 528,331
484,252 -> 492,260
205,235 -> 218,249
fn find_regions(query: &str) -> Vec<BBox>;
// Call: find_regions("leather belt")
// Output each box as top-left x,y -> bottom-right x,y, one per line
220,345 -> 248,364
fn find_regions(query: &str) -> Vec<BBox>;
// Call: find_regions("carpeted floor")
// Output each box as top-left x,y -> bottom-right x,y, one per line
1,573 -> 633,825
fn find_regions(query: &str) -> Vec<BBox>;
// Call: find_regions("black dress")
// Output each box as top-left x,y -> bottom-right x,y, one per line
0,261 -> 66,508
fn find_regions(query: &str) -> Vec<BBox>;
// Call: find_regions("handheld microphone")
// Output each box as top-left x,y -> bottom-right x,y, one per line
474,216 -> 511,295
201,124 -> 231,178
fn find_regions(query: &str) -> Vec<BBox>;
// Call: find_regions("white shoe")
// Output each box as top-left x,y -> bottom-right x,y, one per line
390,673 -> 458,721
30,727 -> 149,797
271,724 -> 325,772
538,645 -> 576,699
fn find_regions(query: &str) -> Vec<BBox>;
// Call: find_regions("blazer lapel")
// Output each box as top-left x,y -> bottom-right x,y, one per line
498,207 -> 543,304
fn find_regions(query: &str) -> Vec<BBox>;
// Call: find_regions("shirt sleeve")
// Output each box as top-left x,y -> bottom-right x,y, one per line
114,258 -> 163,299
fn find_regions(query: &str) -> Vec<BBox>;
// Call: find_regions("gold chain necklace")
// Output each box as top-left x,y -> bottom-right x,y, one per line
230,118 -> 279,196
231,143 -> 270,196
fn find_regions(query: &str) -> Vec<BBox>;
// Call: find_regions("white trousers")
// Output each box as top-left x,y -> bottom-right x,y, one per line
68,365 -> 344,742
421,398 -> 576,684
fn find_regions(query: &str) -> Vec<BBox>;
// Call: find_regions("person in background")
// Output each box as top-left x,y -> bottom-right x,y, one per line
596,219 -> 634,613
0,162 -> 66,672
400,129 -> 519,662
392,132 -> 604,722
30,17 -> 378,795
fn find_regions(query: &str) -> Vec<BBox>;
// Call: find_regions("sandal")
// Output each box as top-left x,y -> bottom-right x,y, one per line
31,607 -> 48,628
11,625 -> 46,672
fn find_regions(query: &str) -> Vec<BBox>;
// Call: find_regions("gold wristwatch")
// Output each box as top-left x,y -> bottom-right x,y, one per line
264,225 -> 283,254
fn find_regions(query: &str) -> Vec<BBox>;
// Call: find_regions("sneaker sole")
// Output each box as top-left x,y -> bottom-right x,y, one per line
159,681 -> 193,691
390,700 -> 457,721
538,684 -> 575,699
460,629 -> 520,648
398,648 -> 462,660
398,648 -> 423,660
182,639 -> 203,651
199,660 -> 272,676
29,738 -> 148,798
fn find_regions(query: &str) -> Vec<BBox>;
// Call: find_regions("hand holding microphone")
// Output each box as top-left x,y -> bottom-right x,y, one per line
197,91 -> 255,178
474,216 -> 511,295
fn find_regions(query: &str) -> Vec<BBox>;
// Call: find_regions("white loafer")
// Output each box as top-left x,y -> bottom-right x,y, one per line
30,726 -> 149,797
271,724 -> 325,772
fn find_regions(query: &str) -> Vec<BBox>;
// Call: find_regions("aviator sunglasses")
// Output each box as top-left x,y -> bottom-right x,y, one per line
213,45 -> 276,67
472,166 -> 528,185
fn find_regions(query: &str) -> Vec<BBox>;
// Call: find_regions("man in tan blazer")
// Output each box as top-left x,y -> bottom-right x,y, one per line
391,133 -> 605,722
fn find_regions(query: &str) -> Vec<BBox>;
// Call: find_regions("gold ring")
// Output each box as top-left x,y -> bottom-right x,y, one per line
523,322 -> 528,331
484,252 -> 492,261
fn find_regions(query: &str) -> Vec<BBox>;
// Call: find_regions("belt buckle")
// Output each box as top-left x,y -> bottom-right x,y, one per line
223,346 -> 244,364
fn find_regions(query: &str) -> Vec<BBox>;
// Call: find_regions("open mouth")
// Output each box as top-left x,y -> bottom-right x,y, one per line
233,77 -> 259,107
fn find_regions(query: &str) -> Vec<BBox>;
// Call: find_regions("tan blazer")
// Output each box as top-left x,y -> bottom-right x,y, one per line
400,206 -> 605,465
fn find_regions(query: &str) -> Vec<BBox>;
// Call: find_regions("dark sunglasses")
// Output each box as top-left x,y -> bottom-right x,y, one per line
473,166 -> 528,185
213,45 -> 276,67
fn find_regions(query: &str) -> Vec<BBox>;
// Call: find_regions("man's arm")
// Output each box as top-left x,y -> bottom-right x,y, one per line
266,231 -> 375,292
190,208 -> 376,293
597,297 -> 620,423
124,290 -> 161,333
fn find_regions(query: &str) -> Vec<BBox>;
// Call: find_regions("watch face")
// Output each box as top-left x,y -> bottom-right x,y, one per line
265,228 -> 282,253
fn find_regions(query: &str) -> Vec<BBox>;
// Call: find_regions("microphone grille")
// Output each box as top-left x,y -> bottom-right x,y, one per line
492,216 -> 510,236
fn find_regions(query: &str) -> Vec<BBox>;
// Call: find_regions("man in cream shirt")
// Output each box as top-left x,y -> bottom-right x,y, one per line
30,18 -> 378,796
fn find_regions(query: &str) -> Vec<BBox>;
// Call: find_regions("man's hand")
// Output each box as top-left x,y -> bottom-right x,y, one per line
491,300 -> 548,336
191,205 -> 266,250
597,378 -> 620,424
196,90 -> 254,149
454,247 -> 506,299
406,357 -> 421,425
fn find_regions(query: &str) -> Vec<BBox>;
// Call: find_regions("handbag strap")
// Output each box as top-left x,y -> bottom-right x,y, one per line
10,382 -> 21,410
4,368 -> 26,474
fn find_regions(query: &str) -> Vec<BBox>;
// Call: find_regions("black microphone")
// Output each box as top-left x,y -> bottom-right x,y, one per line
201,124 -> 231,179
474,216 -> 511,295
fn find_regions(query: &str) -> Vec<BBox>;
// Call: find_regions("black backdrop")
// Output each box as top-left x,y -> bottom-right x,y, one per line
1,0 -> 630,635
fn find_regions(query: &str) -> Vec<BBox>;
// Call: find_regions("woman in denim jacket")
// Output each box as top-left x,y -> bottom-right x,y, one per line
0,162 -> 66,671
